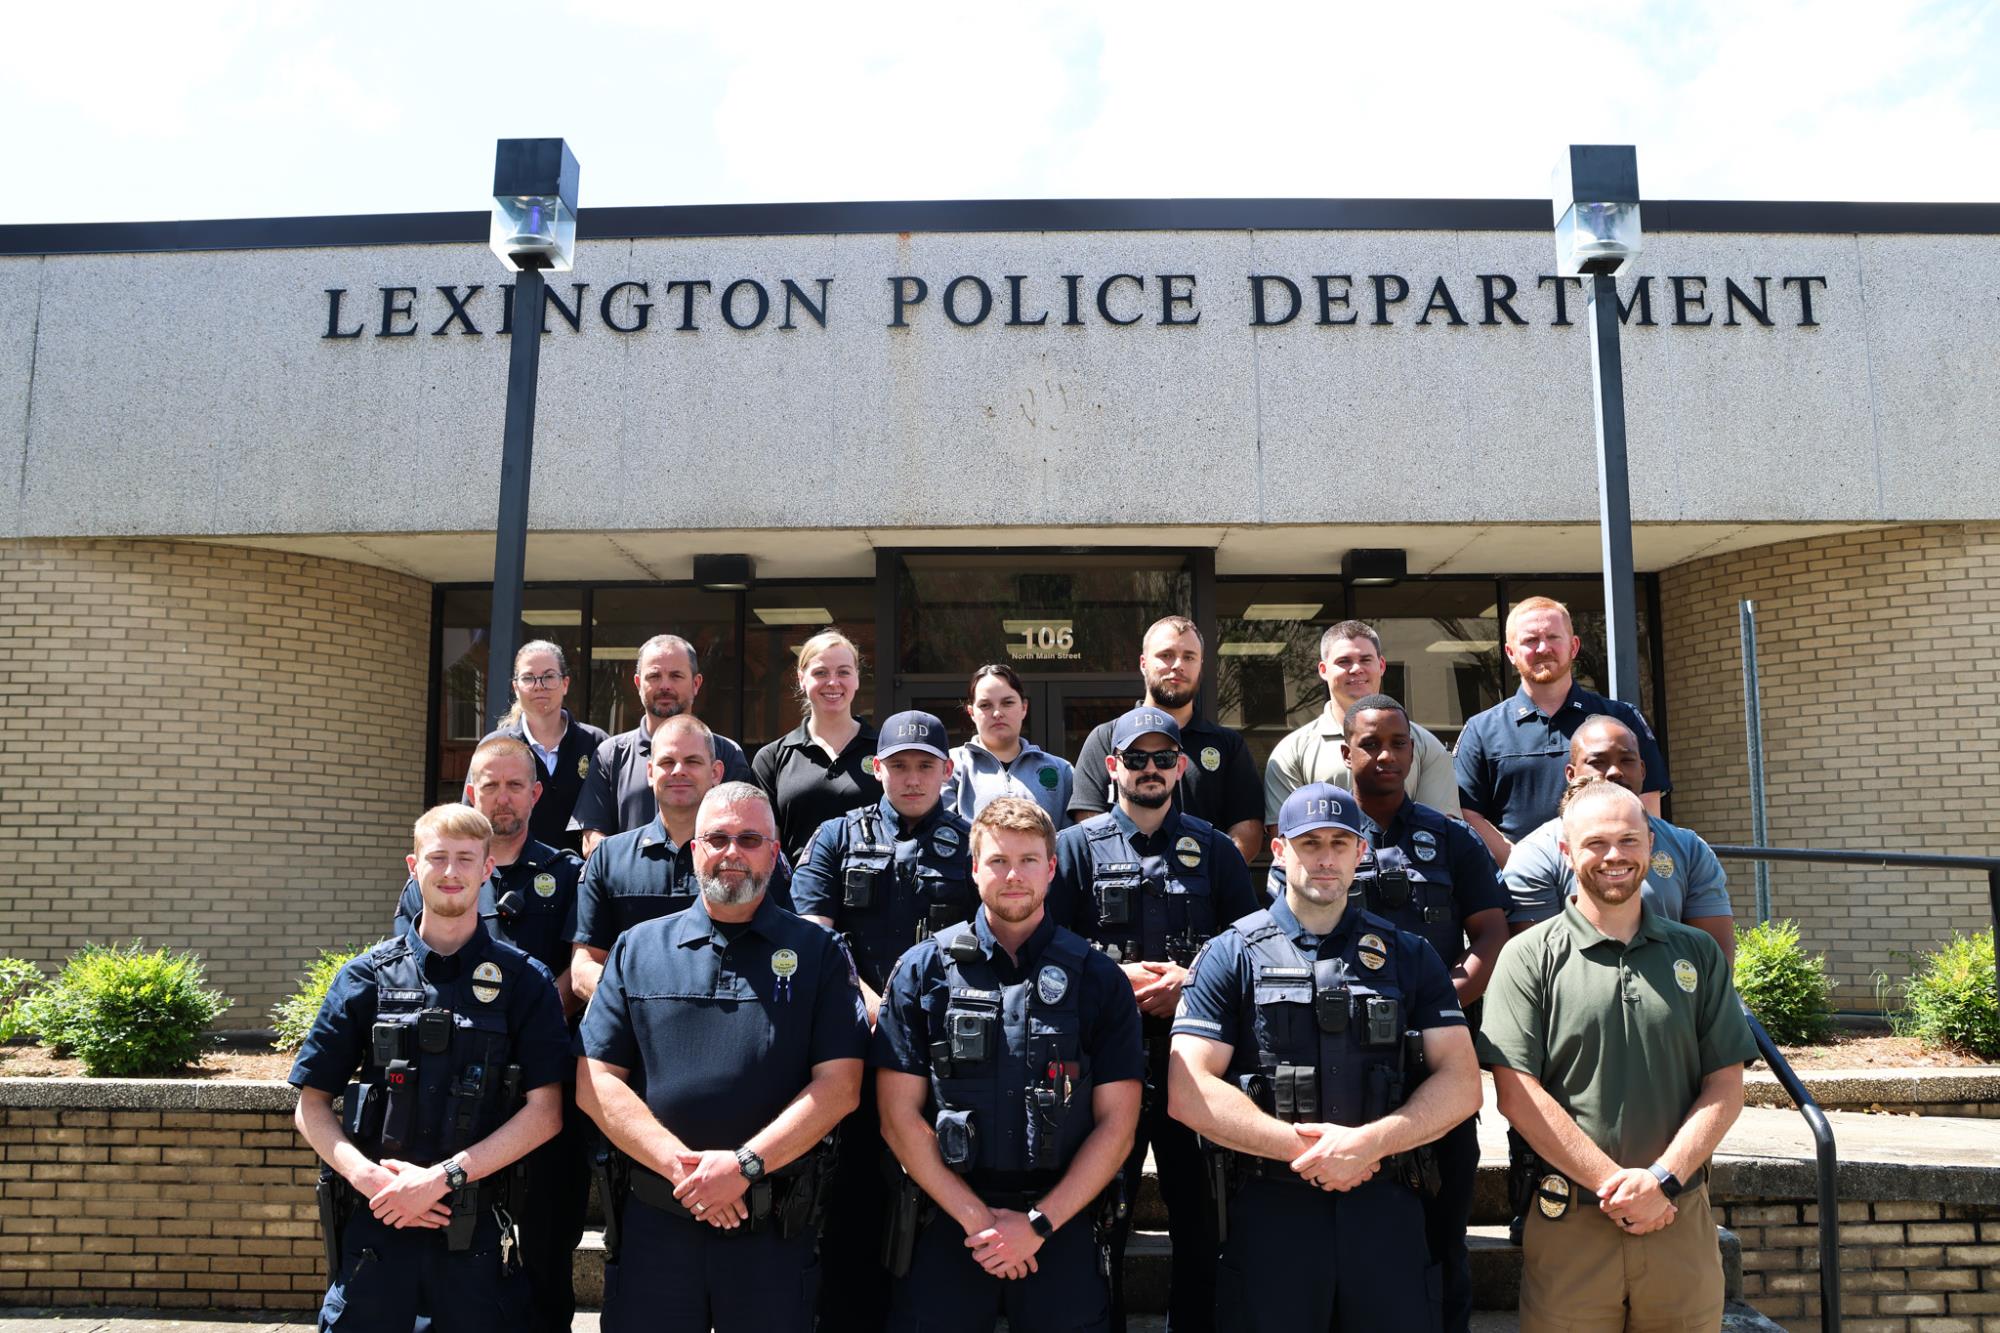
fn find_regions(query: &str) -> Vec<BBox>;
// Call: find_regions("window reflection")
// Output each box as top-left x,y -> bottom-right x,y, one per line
1350,583 -> 1503,748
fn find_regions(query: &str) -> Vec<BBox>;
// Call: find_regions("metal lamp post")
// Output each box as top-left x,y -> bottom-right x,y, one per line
1553,144 -> 1644,705
484,137 -> 580,731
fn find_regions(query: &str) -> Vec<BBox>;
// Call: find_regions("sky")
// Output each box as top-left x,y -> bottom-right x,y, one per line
7,0 -> 1998,225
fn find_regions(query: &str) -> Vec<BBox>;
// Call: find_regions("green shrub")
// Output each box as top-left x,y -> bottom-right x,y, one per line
1894,930 -> 1999,1059
1734,919 -> 1834,1045
0,957 -> 45,1041
18,942 -> 232,1076
271,945 -> 372,1052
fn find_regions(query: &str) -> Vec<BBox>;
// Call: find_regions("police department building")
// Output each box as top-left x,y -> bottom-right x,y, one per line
1,198 -> 1993,1017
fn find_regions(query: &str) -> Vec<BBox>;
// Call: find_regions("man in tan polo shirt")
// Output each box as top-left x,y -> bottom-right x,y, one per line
1477,782 -> 1756,1332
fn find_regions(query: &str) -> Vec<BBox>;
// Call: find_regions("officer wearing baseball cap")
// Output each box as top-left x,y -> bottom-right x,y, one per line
790,709 -> 976,1333
1053,706 -> 1258,1333
1168,783 -> 1481,1332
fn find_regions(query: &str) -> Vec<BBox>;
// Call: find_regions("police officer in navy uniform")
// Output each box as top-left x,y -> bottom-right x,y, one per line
292,804 -> 569,1333
390,736 -> 589,1333
577,781 -> 868,1333
1054,706 -> 1259,1333
569,715 -> 794,1006
875,796 -> 1145,1332
791,709 -> 975,1332
1168,784 -> 1482,1332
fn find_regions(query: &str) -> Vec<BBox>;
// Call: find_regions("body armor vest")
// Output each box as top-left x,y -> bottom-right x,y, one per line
838,805 -> 974,988
1083,817 -> 1215,965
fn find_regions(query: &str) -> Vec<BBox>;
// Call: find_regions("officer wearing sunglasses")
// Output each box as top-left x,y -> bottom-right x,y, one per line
1052,706 -> 1259,1333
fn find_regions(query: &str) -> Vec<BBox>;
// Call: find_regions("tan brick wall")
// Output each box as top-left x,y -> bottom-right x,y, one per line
1659,524 -> 2000,1010
0,539 -> 431,1020
0,1103 -> 321,1309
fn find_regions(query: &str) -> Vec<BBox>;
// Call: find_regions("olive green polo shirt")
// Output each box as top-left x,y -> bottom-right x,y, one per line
1477,901 -> 1757,1168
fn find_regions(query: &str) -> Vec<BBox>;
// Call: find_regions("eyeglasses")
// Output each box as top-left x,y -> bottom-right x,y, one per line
1117,749 -> 1182,771
514,672 -> 565,689
696,832 -> 770,852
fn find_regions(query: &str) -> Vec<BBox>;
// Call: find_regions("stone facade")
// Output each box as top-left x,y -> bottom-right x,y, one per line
1659,523 -> 2000,1009
0,539 -> 431,1018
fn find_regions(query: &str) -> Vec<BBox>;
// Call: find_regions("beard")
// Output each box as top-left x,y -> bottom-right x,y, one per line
1517,657 -> 1567,685
1145,676 -> 1196,709
485,809 -> 526,839
1119,778 -> 1172,810
646,695 -> 688,721
698,867 -> 767,907
423,886 -> 476,919
985,893 -> 1041,925
1576,863 -> 1642,907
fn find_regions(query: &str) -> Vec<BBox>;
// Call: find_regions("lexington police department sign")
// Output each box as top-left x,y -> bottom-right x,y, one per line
322,269 -> 1829,340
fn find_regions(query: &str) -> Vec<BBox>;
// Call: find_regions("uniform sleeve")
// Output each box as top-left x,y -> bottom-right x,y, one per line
1473,932 -> 1547,1079
568,736 -> 621,834
715,734 -> 755,786
1068,725 -> 1112,816
1049,828 -> 1092,933
1399,934 -> 1466,1030
1262,732 -> 1301,825
766,857 -> 797,914
392,878 -> 421,935
554,859 -> 583,957
1446,822 -> 1509,919
788,820 -> 845,920
1216,733 -> 1264,830
1411,726 -> 1463,815
510,959 -> 573,1091
867,948 -> 933,1074
1170,935 -> 1243,1049
287,956 -> 375,1095
573,851 -> 616,948
578,936 -> 641,1070
1084,953 -> 1147,1084
1500,824 -> 1568,925
1677,832 -> 1732,920
1207,833 -> 1262,925
1453,721 -> 1493,819
1690,932 -> 1759,1073
808,930 -> 871,1066
1619,703 -> 1672,795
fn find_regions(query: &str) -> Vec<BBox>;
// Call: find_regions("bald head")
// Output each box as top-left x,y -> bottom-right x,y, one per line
1566,714 -> 1645,795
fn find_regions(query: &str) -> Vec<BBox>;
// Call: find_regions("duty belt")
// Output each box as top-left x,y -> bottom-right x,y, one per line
625,1152 -> 829,1237
1526,1163 -> 1708,1221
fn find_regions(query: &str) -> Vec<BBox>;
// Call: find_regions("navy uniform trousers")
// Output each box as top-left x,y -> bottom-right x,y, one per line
1216,1173 -> 1440,1333
601,1197 -> 820,1333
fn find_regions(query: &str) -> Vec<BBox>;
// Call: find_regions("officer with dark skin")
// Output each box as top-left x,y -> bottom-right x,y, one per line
874,797 -> 1146,1331
293,805 -> 568,1333
790,709 -> 976,1332
389,736 -> 589,1333
1169,784 -> 1482,1332
1054,706 -> 1259,1333
577,782 -> 868,1333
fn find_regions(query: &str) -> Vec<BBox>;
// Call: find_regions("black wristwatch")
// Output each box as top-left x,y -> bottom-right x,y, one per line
735,1147 -> 766,1183
441,1154 -> 469,1192
1648,1163 -> 1684,1200
1027,1207 -> 1056,1240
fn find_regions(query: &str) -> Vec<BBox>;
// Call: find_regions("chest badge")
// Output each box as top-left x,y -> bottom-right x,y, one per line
772,948 -> 800,1002
576,755 -> 591,779
1199,746 -> 1221,771
471,960 -> 503,1005
1037,965 -> 1069,1005
933,825 -> 962,857
1038,766 -> 1059,790
1412,829 -> 1439,863
1673,958 -> 1698,993
1651,851 -> 1677,880
1356,933 -> 1388,970
1175,835 -> 1202,869
533,872 -> 557,898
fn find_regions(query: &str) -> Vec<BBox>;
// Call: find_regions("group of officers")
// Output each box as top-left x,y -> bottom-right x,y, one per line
290,599 -> 1758,1333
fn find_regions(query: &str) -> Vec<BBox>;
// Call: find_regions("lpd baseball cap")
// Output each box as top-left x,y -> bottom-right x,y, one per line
1110,706 -> 1182,751
876,711 -> 950,761
1278,783 -> 1365,839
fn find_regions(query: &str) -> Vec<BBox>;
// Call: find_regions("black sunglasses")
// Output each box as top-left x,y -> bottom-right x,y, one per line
1117,749 -> 1182,771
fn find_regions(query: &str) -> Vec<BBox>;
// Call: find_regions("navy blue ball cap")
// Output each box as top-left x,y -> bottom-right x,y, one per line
1111,706 -> 1182,752
877,710 -> 950,761
1277,783 -> 1365,839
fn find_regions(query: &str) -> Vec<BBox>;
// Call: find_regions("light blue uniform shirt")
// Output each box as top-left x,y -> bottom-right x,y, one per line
942,738 -> 1074,824
1503,812 -> 1731,925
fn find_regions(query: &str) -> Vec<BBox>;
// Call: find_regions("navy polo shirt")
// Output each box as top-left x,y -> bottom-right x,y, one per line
1452,683 -> 1670,843
752,719 -> 883,867
568,723 -> 755,838
1356,798 -> 1508,969
1172,894 -> 1463,1055
288,927 -> 571,1136
870,907 -> 1146,1088
572,815 -> 795,949
487,711 -> 610,853
578,895 -> 869,1152
1052,807 -> 1260,963
789,796 -> 972,991
1068,709 -> 1262,833
392,839 -> 583,979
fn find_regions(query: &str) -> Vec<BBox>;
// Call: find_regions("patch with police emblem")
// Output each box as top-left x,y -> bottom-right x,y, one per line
1200,746 -> 1221,771
862,755 -> 879,778
1536,1173 -> 1571,1220
1357,933 -> 1388,970
1175,834 -> 1202,869
1038,766 -> 1059,790
933,825 -> 962,857
1673,958 -> 1699,993
1651,851 -> 1677,880
471,961 -> 503,1005
1412,829 -> 1439,863
533,872 -> 557,899
1037,965 -> 1069,1005
577,755 -> 590,779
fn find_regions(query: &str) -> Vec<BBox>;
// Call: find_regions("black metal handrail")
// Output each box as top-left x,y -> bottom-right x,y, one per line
1736,1000 -> 1840,1333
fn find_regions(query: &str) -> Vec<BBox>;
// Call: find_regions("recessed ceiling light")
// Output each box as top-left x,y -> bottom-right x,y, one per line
520,609 -> 582,626
1240,603 -> 1323,621
753,607 -> 834,626
1427,639 -> 1495,654
1219,642 -> 1286,657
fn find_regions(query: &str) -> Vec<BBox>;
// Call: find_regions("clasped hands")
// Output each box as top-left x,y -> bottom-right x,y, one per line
362,1159 -> 452,1229
1596,1167 -> 1677,1235
671,1149 -> 753,1230
1123,961 -> 1187,1018
963,1207 -> 1042,1280
1287,1124 -> 1380,1192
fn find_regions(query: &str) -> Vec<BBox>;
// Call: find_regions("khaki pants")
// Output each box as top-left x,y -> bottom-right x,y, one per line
1519,1184 -> 1724,1333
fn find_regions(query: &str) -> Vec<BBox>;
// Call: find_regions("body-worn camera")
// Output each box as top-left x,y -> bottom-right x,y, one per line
371,1021 -> 408,1067
843,866 -> 876,909
1363,995 -> 1403,1048
416,1008 -> 453,1055
949,1009 -> 995,1064
1096,878 -> 1135,927
1372,861 -> 1412,910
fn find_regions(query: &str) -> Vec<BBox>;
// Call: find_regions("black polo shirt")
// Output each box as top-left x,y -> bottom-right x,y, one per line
487,711 -> 609,854
751,719 -> 883,867
1453,682 -> 1669,844
1067,707 -> 1262,832
567,721 -> 755,838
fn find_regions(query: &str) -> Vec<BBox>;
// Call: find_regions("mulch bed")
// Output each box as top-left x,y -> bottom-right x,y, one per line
0,1041 -> 297,1080
1771,1033 -> 1991,1070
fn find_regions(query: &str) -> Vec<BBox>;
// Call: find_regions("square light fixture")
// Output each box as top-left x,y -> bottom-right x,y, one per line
694,553 -> 756,591
490,138 -> 580,273
1553,144 -> 1642,278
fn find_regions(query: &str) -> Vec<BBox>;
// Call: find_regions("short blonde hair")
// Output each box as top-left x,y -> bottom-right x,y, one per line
794,628 -> 864,711
412,803 -> 493,855
969,797 -> 1057,861
1505,595 -> 1573,642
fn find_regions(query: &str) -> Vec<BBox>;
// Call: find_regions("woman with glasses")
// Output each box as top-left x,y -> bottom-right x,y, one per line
752,627 -> 883,866
942,663 -> 1074,823
488,639 -> 608,853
